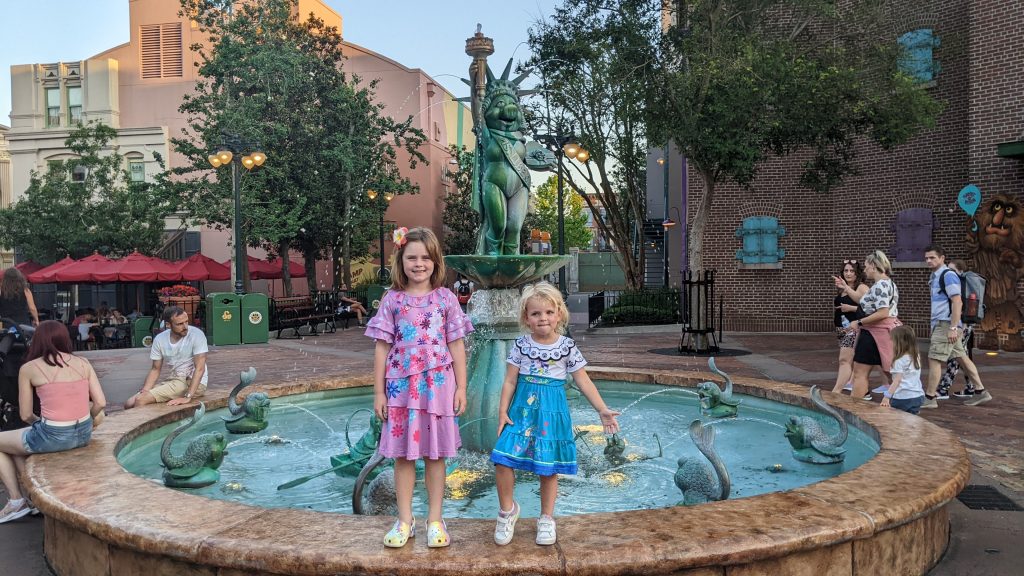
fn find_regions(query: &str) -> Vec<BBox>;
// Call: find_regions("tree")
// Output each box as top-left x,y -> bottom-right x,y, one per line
442,145 -> 479,256
526,0 -> 659,289
174,0 -> 425,294
531,175 -> 593,251
0,122 -> 174,262
650,0 -> 943,271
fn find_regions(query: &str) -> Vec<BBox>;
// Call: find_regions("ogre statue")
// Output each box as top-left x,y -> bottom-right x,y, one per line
161,403 -> 228,488
967,193 -> 1024,351
221,367 -> 271,434
784,386 -> 848,464
468,57 -> 555,255
696,358 -> 741,418
674,420 -> 730,505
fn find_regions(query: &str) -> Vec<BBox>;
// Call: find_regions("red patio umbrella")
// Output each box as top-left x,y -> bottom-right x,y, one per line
92,251 -> 179,283
26,256 -> 77,284
48,253 -> 115,283
175,253 -> 230,281
246,256 -> 307,280
14,260 -> 45,276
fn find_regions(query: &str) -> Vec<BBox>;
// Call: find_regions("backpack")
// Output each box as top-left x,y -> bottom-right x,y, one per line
939,269 -> 986,324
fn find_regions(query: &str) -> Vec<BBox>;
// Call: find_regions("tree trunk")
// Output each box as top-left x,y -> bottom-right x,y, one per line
303,246 -> 318,296
279,240 -> 293,297
332,238 -> 343,290
688,170 -> 716,275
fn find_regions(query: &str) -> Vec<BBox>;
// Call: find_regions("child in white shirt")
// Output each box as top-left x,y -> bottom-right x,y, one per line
882,326 -> 925,414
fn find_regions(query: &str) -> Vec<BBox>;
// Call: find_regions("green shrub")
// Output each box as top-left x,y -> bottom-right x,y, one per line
599,304 -> 677,325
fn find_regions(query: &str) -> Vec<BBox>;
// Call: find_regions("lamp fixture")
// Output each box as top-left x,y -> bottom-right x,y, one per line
662,218 -> 677,229
575,149 -> 590,163
217,150 -> 233,165
563,142 -> 580,158
657,157 -> 665,165
367,188 -> 378,200
384,191 -> 395,202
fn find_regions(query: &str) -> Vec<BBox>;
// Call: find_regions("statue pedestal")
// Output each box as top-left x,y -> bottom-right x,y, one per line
461,288 -> 521,453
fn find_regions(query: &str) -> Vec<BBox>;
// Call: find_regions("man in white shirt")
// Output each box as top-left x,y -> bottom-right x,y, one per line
124,306 -> 209,409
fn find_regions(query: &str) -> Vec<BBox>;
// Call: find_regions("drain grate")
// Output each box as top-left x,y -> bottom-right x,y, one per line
957,485 -> 1023,511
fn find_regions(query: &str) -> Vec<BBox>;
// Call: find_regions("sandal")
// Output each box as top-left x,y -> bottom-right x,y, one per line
383,517 -> 415,548
426,518 -> 450,548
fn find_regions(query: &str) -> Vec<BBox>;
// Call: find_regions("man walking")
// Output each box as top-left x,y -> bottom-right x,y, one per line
922,246 -> 991,408
124,306 -> 209,408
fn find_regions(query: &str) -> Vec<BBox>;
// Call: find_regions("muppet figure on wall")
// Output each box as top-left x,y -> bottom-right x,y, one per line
966,193 -> 1024,352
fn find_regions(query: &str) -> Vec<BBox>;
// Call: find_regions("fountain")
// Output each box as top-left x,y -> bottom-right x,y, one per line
23,29 -> 968,576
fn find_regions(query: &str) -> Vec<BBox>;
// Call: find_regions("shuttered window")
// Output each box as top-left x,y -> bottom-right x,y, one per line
140,23 -> 183,79
735,216 -> 786,264
890,207 -> 937,262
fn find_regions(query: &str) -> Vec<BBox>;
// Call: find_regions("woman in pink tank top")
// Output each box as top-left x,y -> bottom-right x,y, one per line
0,321 -> 106,524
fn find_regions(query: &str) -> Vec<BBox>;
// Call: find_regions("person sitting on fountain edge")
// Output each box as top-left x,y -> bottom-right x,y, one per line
124,306 -> 208,409
490,281 -> 620,546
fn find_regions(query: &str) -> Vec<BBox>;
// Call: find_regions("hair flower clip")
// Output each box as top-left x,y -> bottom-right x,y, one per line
392,227 -> 409,249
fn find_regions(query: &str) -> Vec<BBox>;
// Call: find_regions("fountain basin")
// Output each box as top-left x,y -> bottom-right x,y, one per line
26,368 -> 967,576
445,254 -> 571,289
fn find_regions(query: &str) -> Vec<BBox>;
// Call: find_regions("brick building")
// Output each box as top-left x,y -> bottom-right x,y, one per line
661,0 -> 1023,335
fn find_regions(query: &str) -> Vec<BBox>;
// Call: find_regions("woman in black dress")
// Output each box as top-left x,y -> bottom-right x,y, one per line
832,260 -> 867,394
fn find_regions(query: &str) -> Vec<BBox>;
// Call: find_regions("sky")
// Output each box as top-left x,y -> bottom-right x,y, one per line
0,0 -> 561,126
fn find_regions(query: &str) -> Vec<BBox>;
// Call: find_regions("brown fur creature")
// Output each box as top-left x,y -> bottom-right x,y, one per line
966,193 -> 1024,351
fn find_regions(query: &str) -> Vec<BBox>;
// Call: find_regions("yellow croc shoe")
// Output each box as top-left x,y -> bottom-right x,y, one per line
426,518 -> 450,548
383,517 -> 415,548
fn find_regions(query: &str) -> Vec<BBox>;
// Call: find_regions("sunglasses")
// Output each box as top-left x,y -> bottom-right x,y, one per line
843,259 -> 858,265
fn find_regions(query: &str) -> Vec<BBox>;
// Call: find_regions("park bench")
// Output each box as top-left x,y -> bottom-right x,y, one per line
269,295 -> 336,339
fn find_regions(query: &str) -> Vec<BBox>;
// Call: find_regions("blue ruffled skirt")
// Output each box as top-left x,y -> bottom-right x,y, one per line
490,374 -> 577,476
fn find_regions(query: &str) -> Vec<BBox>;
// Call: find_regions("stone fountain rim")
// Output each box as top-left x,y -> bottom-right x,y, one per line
27,368 -> 969,576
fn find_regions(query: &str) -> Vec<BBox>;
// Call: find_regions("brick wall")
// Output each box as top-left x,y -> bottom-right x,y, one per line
684,0 -> 1023,334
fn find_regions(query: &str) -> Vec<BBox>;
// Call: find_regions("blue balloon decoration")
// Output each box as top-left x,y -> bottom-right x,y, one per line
958,185 -> 981,232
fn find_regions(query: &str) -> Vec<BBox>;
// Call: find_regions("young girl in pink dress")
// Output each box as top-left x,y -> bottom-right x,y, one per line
364,227 -> 473,549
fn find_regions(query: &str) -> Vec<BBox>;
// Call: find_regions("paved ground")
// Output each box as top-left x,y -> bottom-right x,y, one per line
1,325 -> 1020,575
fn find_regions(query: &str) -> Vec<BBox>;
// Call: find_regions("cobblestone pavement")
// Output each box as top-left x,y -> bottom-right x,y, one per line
1,325 -> 1020,575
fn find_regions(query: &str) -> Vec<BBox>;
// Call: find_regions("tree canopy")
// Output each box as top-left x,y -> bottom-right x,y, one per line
531,175 -> 593,251
173,0 -> 425,293
441,145 -> 480,256
0,122 -> 175,262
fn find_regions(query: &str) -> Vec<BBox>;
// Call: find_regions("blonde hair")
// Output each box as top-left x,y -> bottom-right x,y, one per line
865,250 -> 892,277
518,281 -> 570,335
390,227 -> 447,291
890,325 -> 920,369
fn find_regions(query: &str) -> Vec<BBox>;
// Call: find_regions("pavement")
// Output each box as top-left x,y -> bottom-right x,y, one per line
1,325 -> 1020,575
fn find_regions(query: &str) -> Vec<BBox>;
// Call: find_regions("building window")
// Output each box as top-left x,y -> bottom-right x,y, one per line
67,86 -> 83,125
129,160 -> 146,183
45,88 -> 61,127
898,28 -> 939,84
890,207 -> 937,262
735,216 -> 785,264
71,164 -> 88,183
140,23 -> 184,79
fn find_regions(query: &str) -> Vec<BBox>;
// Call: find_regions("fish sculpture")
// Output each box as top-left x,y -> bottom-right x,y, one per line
784,386 -> 848,464
221,367 -> 271,434
674,420 -> 731,505
161,403 -> 228,488
696,357 -> 741,418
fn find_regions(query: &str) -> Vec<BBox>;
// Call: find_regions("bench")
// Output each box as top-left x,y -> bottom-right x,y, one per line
269,295 -> 336,339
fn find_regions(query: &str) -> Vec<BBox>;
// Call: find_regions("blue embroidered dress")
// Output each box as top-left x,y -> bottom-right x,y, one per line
490,335 -> 587,476
364,288 -> 474,460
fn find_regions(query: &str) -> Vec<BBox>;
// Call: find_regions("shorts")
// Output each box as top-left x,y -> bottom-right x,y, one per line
22,418 -> 92,454
149,375 -> 206,403
836,327 -> 856,348
890,396 -> 924,415
929,322 -> 967,362
853,329 -> 881,366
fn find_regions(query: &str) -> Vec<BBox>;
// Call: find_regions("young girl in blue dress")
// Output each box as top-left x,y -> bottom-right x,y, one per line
490,281 -> 619,546
364,227 -> 473,549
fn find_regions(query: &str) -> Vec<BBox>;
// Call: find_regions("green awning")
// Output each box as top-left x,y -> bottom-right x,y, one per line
997,140 -> 1024,159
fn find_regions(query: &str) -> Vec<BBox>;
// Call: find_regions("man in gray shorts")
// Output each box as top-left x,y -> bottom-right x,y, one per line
124,306 -> 209,409
921,246 -> 991,409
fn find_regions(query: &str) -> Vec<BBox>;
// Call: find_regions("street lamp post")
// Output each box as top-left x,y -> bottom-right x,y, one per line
660,146 -> 670,287
208,135 -> 266,295
367,188 -> 395,282
534,130 -> 589,293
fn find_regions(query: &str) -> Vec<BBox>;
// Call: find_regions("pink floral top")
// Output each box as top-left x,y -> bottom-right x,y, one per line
364,288 -> 474,379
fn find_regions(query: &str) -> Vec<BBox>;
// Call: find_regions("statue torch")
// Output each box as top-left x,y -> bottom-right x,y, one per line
465,24 -> 494,131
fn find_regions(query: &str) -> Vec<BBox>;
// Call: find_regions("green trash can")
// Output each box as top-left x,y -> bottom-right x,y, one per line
206,293 -> 241,345
240,293 -> 269,344
367,285 -> 388,317
132,316 -> 156,347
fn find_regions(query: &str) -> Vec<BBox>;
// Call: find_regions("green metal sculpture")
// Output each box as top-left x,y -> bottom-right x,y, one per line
784,386 -> 848,464
330,408 -> 384,477
222,367 -> 271,434
696,358 -> 741,418
465,26 -> 555,255
674,420 -> 731,505
161,403 -> 228,489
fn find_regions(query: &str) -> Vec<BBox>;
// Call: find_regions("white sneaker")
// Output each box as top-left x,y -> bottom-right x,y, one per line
536,515 -> 557,545
842,382 -> 853,391
872,385 -> 890,394
0,499 -> 31,524
494,501 -> 520,545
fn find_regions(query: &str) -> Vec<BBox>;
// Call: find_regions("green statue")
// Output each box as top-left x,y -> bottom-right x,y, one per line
221,367 -> 271,434
784,386 -> 848,465
466,27 -> 556,255
674,420 -> 731,505
696,358 -> 741,418
330,409 -> 384,477
161,403 -> 228,489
